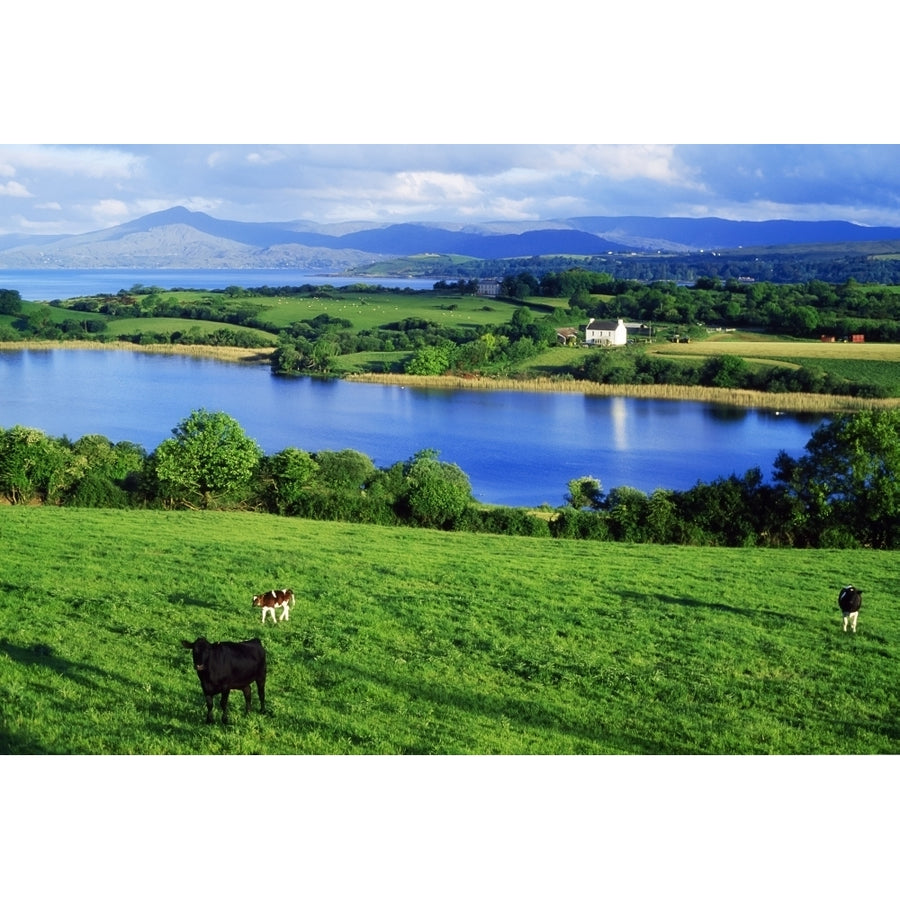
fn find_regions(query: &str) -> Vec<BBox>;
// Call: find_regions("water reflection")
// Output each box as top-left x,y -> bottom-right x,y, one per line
705,404 -> 750,422
610,396 -> 629,452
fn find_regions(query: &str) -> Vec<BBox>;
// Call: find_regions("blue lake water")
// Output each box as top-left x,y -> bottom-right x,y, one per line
0,347 -> 826,507
0,268 -> 438,302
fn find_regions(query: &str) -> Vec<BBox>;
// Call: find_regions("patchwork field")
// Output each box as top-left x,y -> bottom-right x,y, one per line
651,336 -> 900,362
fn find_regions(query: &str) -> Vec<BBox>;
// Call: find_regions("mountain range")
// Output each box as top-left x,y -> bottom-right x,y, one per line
2,206 -> 900,271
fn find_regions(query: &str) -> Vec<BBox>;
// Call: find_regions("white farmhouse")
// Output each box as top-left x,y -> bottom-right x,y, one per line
585,317 -> 627,346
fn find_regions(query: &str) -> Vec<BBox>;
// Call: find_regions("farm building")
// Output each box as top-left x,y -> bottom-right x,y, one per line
585,317 -> 627,347
556,327 -> 579,345
476,278 -> 502,298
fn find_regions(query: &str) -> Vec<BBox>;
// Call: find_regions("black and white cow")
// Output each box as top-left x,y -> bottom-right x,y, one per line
252,588 -> 295,624
838,585 -> 863,633
181,637 -> 267,724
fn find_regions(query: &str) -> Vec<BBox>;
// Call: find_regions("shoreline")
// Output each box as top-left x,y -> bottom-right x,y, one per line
347,372 -> 900,413
0,339 -> 276,365
2,339 -> 895,412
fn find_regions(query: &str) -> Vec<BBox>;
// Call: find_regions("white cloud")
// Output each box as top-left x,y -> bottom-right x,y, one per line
245,149 -> 286,166
549,145 -> 701,188
91,199 -> 130,221
392,170 -> 481,204
0,180 -> 32,198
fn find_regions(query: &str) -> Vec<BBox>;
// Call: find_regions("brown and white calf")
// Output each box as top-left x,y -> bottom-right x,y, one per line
252,588 -> 295,624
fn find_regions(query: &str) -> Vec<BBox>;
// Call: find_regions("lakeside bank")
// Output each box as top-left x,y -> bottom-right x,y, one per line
3,339 -> 896,413
0,339 -> 276,365
346,372 -> 900,413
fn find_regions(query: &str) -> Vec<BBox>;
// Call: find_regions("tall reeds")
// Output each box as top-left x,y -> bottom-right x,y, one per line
0,340 -> 275,364
346,372 -> 900,412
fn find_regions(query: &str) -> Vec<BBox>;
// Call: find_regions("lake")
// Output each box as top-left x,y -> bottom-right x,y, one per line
0,268 -> 438,303
0,347 -> 826,507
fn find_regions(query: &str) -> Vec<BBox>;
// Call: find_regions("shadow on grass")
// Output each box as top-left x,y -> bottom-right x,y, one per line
310,656 -> 668,754
0,639 -> 150,753
0,639 -> 139,689
619,589 -> 807,623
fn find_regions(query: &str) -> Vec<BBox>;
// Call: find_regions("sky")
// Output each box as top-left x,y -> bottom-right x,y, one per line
2,144 -> 900,237
5,5 -> 898,238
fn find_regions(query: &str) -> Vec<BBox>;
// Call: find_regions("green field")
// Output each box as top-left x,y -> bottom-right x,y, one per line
2,506 -> 898,755
60,287 -> 549,333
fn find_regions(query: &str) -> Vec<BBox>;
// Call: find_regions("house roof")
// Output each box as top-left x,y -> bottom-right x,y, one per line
586,319 -> 623,331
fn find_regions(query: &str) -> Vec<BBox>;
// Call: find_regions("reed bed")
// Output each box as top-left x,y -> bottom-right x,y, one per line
346,372 -> 900,412
0,340 -> 276,365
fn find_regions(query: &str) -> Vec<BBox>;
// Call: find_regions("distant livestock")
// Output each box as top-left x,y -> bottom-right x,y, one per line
252,588 -> 295,624
838,585 -> 863,633
181,637 -> 267,724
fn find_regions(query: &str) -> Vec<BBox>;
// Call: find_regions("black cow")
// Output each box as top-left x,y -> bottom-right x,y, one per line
838,585 -> 863,633
181,637 -> 267,724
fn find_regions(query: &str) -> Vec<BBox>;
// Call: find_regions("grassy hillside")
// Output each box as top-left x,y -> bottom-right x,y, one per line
2,507 -> 898,754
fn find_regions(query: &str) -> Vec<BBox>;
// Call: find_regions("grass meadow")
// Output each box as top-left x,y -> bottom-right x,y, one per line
2,506 -> 899,755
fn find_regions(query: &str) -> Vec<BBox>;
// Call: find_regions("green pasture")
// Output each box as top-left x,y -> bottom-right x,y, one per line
9,303 -> 105,328
131,288 -> 544,333
2,507 -> 898,755
330,350 -> 413,375
101,316 -> 273,342
43,286 -> 554,336
248,291 -> 543,332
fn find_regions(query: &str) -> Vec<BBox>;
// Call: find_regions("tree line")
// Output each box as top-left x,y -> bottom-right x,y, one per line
421,251 -> 900,286
4,407 -> 900,549
575,347 -> 888,399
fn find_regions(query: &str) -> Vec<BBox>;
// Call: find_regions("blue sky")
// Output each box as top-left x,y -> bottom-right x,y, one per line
2,144 -> 900,236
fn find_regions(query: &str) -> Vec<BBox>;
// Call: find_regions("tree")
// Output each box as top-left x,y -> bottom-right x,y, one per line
603,486 -> 650,542
0,425 -> 75,504
645,489 -> 681,544
773,409 -> 900,548
0,288 -> 22,315
699,354 -> 750,389
310,338 -> 340,373
405,341 -> 454,376
151,409 -> 262,509
400,448 -> 473,529
65,435 -> 147,507
259,447 -> 319,515
313,449 -> 375,492
566,476 -> 603,509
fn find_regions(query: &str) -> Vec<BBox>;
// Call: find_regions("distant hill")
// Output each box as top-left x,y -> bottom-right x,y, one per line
2,206 -> 900,270
561,216 -> 900,252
